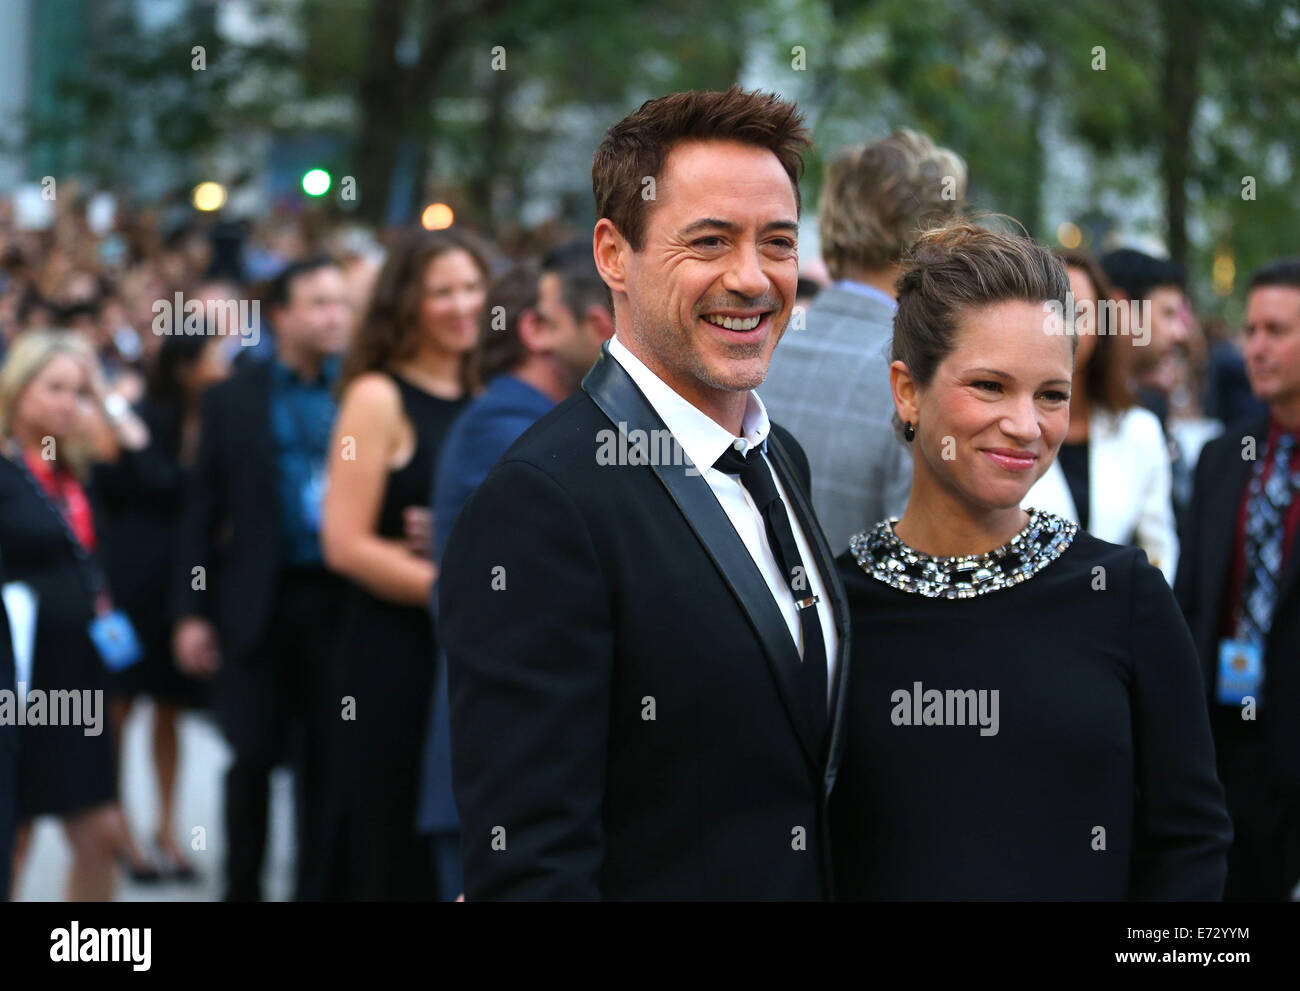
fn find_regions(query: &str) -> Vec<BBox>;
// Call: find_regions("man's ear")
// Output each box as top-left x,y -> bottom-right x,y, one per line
890,359 -> 920,427
584,305 -> 616,343
516,309 -> 545,353
593,219 -> 629,299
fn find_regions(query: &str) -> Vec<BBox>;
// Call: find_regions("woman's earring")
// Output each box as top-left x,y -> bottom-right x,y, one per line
903,421 -> 916,443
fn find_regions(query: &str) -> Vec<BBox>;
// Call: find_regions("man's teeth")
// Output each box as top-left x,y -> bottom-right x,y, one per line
702,314 -> 762,331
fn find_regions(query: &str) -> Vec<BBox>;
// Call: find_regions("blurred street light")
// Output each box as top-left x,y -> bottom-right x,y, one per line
192,181 -> 227,212
421,202 -> 454,229
302,169 -> 332,196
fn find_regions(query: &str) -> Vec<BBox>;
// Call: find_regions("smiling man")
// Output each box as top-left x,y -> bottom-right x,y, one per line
438,88 -> 851,900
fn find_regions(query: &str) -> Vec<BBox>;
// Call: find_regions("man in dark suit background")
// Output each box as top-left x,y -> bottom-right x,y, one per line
1176,258 -> 1300,900
172,257 -> 351,900
418,244 -> 614,900
440,87 -> 850,900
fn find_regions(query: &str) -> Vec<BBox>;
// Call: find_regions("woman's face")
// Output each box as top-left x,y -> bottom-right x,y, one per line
897,300 -> 1074,513
418,249 -> 486,356
1067,265 -> 1098,371
16,352 -> 88,441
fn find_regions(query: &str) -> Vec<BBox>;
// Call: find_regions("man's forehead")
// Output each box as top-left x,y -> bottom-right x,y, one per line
656,141 -> 796,208
1248,285 -> 1300,315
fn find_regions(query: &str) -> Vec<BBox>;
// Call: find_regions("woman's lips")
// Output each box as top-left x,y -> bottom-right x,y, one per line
982,448 -> 1038,472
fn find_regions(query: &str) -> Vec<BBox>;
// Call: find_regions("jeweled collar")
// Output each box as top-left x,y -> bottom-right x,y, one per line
848,508 -> 1078,599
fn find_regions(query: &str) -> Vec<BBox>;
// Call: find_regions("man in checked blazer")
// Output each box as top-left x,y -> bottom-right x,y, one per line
762,130 -> 967,553
439,88 -> 851,900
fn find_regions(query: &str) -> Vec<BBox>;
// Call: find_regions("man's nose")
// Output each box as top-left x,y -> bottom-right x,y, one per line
722,244 -> 770,300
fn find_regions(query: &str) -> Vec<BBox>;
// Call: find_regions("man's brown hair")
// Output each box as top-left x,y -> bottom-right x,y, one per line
591,86 -> 811,251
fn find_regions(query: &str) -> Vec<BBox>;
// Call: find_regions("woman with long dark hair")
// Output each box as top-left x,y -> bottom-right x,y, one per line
319,227 -> 490,900
1023,250 -> 1179,582
95,332 -> 230,881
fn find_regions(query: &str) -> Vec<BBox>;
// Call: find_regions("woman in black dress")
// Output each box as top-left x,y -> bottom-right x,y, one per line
95,333 -> 230,880
831,223 -> 1233,900
0,330 -> 149,900
319,228 -> 489,900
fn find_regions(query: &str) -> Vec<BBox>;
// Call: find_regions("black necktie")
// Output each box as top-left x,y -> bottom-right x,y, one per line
713,443 -> 828,732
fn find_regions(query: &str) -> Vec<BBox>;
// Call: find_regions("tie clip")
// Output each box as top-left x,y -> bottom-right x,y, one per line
795,595 -> 820,611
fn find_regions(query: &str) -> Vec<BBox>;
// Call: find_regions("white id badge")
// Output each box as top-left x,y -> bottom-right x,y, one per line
1216,638 -> 1263,706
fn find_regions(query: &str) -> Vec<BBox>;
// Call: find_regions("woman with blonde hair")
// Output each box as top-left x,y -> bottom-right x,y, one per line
319,227 -> 491,899
0,329 -> 149,899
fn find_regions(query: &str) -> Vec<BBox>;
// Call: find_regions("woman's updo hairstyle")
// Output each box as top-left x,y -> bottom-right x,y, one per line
889,220 -> 1072,442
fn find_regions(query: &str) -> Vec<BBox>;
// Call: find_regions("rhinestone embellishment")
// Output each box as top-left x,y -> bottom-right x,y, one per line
848,508 -> 1078,599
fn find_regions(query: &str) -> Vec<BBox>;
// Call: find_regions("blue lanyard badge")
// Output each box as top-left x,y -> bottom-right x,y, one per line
89,609 -> 143,672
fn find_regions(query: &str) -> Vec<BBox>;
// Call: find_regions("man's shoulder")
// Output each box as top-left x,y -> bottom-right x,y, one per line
1199,415 -> 1268,468
488,391 -> 609,476
804,285 -> 895,336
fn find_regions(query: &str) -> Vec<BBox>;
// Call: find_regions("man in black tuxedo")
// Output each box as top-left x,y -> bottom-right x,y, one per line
173,257 -> 351,900
1176,258 -> 1300,900
439,87 -> 850,900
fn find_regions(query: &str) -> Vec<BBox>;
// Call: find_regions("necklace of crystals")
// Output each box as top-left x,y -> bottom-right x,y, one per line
848,507 -> 1078,599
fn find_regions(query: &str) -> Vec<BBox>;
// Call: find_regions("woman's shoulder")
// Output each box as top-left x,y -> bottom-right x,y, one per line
1058,528 -> 1165,592
339,370 -> 404,418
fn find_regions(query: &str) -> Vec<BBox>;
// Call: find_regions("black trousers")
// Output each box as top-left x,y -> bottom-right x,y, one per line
1215,729 -> 1300,901
217,567 -> 345,901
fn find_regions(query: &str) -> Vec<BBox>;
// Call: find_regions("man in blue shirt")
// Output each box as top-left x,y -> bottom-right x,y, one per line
173,256 -> 351,900
419,241 -> 613,898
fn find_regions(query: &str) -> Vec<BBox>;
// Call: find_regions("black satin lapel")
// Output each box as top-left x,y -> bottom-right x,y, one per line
581,347 -> 823,769
766,432 -> 851,780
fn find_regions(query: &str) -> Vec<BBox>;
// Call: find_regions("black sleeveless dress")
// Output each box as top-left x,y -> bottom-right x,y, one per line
321,373 -> 467,900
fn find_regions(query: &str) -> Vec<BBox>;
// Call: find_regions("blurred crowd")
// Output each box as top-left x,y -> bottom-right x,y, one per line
0,119 -> 1295,902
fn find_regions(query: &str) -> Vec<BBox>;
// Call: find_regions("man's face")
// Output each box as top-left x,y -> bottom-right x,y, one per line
1244,285 -> 1300,407
1148,285 -> 1190,353
619,139 -> 799,406
276,266 -> 351,357
537,272 -> 606,386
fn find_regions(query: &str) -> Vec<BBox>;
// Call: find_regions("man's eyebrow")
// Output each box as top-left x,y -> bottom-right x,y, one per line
679,218 -> 741,237
677,218 -> 799,237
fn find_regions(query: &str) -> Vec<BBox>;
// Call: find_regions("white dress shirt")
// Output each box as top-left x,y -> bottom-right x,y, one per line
608,334 -> 838,698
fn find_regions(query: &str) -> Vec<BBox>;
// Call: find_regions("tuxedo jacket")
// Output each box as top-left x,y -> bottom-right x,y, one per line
173,358 -> 284,664
439,345 -> 851,900
1175,416 -> 1300,792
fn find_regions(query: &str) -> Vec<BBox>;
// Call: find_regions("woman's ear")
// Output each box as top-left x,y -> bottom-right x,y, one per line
890,359 -> 920,427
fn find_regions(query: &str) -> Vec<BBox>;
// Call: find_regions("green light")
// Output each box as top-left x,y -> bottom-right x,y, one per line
302,169 -> 331,196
